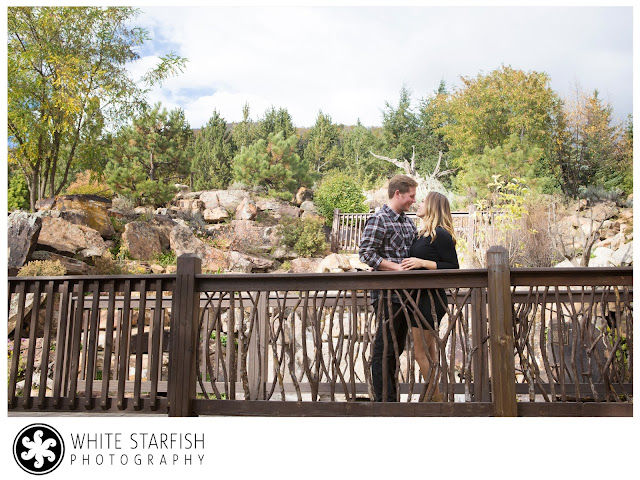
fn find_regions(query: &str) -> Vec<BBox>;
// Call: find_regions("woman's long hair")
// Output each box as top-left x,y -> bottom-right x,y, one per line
418,191 -> 457,244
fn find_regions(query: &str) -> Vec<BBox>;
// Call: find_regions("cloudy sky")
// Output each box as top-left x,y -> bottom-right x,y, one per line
131,4 -> 633,129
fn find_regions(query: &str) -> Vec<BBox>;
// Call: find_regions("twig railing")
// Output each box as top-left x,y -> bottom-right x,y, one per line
7,248 -> 632,416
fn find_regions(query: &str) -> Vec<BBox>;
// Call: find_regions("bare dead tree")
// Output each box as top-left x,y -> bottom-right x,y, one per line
369,147 -> 456,200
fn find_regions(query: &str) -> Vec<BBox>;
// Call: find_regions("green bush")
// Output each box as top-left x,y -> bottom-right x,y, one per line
279,216 -> 328,257
18,260 -> 67,277
8,174 -> 30,211
314,171 -> 368,224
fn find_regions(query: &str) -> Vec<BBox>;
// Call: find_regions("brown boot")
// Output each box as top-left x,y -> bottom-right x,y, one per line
431,392 -> 444,402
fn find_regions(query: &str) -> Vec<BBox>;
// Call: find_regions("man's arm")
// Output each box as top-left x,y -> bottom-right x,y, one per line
359,215 -> 402,271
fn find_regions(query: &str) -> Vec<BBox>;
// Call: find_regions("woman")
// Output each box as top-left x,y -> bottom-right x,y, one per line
400,191 -> 459,401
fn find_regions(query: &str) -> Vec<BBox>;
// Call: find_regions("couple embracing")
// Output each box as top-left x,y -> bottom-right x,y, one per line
359,175 -> 459,403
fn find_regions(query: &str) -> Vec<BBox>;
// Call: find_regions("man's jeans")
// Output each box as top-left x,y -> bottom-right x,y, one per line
371,297 -> 408,402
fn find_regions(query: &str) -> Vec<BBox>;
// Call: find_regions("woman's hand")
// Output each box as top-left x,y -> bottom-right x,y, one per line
400,257 -> 426,270
401,257 -> 437,270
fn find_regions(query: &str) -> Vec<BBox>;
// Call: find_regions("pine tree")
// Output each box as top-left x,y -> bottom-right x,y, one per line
303,110 -> 343,173
232,131 -> 314,193
105,103 -> 192,206
191,110 -> 234,190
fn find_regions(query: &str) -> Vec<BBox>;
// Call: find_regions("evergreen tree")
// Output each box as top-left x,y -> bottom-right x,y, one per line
257,106 -> 296,140
231,102 -> 259,152
381,85 -> 422,164
303,110 -> 343,173
191,110 -> 234,190
232,131 -> 314,193
105,104 -> 192,206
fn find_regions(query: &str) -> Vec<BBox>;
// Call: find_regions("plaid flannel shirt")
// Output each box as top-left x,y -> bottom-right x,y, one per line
359,204 -> 417,304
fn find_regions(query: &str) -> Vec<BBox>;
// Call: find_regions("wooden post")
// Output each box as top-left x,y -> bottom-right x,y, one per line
330,208 -> 340,253
471,287 -> 490,402
486,246 -> 517,416
168,255 -> 201,416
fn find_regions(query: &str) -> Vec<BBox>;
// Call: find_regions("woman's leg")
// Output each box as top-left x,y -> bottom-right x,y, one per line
411,326 -> 441,400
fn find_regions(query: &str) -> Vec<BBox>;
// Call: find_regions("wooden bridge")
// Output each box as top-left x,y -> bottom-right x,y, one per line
7,247 -> 632,416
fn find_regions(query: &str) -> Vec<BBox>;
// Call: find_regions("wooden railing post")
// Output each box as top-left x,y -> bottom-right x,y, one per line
168,254 -> 201,416
330,208 -> 340,253
486,246 -> 517,416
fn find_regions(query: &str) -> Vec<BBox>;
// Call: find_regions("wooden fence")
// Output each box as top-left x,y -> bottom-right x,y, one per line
330,207 -> 475,254
7,248 -> 632,416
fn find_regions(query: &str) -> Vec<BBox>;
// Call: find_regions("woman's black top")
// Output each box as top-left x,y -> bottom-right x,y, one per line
409,226 -> 459,329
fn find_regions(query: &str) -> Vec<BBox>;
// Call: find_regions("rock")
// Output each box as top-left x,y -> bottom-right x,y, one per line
148,215 -> 178,250
255,199 -> 301,219
228,251 -> 253,273
35,197 -> 57,211
618,209 -> 633,221
169,224 -> 228,272
554,258 -> 576,268
134,206 -> 155,216
317,253 -> 352,273
31,250 -> 92,275
597,231 -> 626,251
37,216 -> 109,258
589,247 -> 614,267
176,198 -> 204,212
122,222 -> 162,260
200,189 -> 249,212
9,293 -> 39,335
150,264 -> 165,274
8,211 -> 42,271
235,197 -> 258,220
611,242 -> 633,266
300,200 -> 316,212
590,201 -> 619,222
344,253 -> 372,271
203,207 -> 230,223
272,246 -> 298,261
290,258 -> 323,273
295,187 -> 313,205
51,194 -> 115,238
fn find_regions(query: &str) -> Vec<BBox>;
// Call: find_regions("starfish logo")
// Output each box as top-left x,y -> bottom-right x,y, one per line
13,424 -> 64,475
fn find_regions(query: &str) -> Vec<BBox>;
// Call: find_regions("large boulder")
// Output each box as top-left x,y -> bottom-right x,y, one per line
235,197 -> 258,220
37,215 -> 109,258
203,207 -> 230,223
148,215 -> 178,250
317,253 -> 353,273
611,242 -> 633,266
170,224 -> 228,272
290,258 -> 323,273
122,222 -> 162,260
8,211 -> 42,272
200,189 -> 249,212
50,195 -> 115,238
589,247 -> 614,267
255,199 -> 301,219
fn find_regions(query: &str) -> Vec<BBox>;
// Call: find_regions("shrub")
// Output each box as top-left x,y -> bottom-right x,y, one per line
279,216 -> 328,257
65,170 -> 114,197
314,171 -> 368,224
153,251 -> 177,267
92,256 -> 125,275
18,260 -> 66,277
8,174 -> 30,211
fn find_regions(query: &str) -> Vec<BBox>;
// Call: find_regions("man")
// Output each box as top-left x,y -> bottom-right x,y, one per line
359,174 -> 418,402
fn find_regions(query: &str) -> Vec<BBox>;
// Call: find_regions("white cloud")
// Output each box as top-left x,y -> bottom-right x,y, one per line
133,6 -> 633,128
